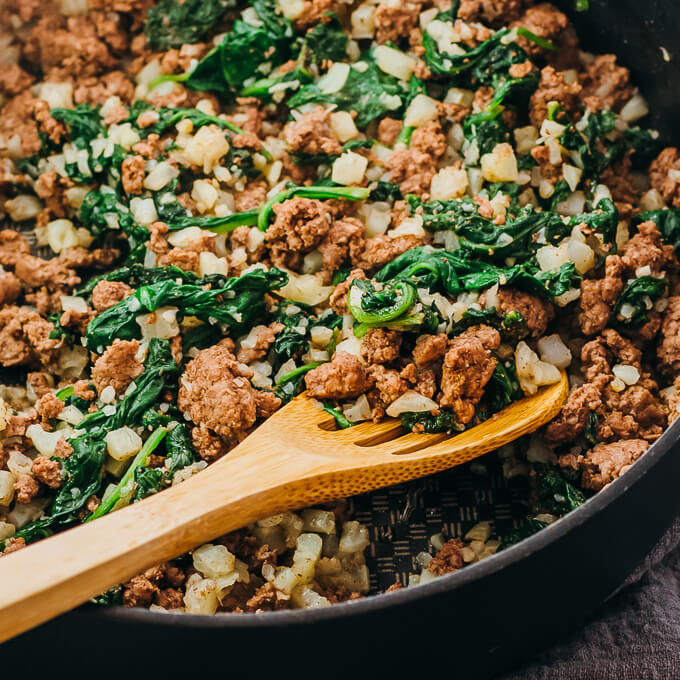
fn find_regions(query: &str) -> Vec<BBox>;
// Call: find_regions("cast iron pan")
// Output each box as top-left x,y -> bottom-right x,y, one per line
4,2 -> 680,676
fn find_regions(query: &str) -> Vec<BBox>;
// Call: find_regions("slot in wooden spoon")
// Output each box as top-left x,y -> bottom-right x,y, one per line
0,373 -> 568,642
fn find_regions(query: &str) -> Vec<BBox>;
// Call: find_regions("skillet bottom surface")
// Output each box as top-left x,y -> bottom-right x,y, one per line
352,455 -> 528,593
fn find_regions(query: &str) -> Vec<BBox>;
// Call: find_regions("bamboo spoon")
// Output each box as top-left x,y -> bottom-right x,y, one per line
0,373 -> 568,642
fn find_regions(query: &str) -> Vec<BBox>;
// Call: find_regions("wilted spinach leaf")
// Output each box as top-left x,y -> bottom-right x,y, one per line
288,56 -> 406,128
612,276 -> 667,328
86,268 -> 288,350
303,13 -> 347,64
536,471 -> 586,515
145,0 -> 235,50
400,409 -> 460,433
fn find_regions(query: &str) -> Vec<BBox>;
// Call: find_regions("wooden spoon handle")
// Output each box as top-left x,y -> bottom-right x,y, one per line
0,441 -> 310,643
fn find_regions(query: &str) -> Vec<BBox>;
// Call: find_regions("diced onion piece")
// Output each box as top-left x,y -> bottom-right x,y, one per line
60,295 -> 89,314
100,385 -> 116,404
302,249 -> 323,274
335,334 -> 363,359
107,123 -> 141,149
554,288 -> 581,307
57,345 -> 89,380
199,251 -> 228,277
318,62 -> 350,94
639,189 -> 665,212
277,0 -> 305,20
5,195 -> 42,221
144,161 -> 178,191
293,533 -> 323,581
167,226 -> 208,248
183,125 -> 230,173
404,93 -> 439,128
465,521 -> 491,542
193,543 -> 236,578
620,94 -> 649,123
0,471 -> 16,506
610,377 -> 626,392
567,239 -> 595,274
612,364 -> 640,386
58,404 -> 85,426
291,585 -> 331,609
350,3 -> 375,38
329,111 -> 358,142
7,498 -> 50,529
445,87 -> 474,108
389,214 -> 425,238
331,150 -> 367,185
183,575 -> 219,614
25,424 -> 63,457
536,243 -> 569,272
136,306 -> 180,340
240,325 -> 267,350
46,219 -> 80,253
592,184 -> 612,204
481,143 -> 518,182
34,81 -> 73,108
339,520 -> 370,553
540,119 -> 566,139
430,166 -> 469,201
386,390 -> 439,417
514,126 -> 538,155
0,520 -> 15,541
301,509 -> 336,534
359,201 -> 391,237
343,394 -> 372,423
537,334 -> 572,369
137,59 -> 161,85
555,191 -> 586,217
467,167 -> 483,194
105,426 -> 143,461
375,45 -> 416,81
515,341 -> 561,395
275,271 -> 333,306
562,164 -> 583,192
310,326 -> 333,347
130,197 -> 158,226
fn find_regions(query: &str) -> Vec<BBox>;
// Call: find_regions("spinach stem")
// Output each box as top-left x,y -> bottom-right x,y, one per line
516,27 -> 559,52
275,361 -> 324,387
396,125 -> 414,146
86,426 -> 168,522
56,386 -> 74,401
322,403 -> 353,429
257,185 -> 370,231
347,281 -> 416,324
166,209 -> 259,233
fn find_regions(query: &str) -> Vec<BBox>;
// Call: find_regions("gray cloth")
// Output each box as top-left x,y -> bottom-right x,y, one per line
503,520 -> 680,680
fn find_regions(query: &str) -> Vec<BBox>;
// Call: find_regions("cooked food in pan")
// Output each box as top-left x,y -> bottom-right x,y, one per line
0,0 -> 678,613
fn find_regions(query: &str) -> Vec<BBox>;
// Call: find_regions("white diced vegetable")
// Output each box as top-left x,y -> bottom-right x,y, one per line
375,45 -> 416,81
105,427 -> 143,461
331,150 -> 368,185
192,543 -> 236,578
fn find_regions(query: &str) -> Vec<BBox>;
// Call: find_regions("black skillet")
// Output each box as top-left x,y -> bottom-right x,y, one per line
4,1 -> 680,676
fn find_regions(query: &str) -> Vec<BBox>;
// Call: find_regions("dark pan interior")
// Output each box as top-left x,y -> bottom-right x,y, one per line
5,1 -> 680,677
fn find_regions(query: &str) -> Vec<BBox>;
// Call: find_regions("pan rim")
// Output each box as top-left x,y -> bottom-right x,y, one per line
63,415 -> 680,629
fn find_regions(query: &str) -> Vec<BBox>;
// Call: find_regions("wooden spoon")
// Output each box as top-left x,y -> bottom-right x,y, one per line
0,373 -> 567,641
